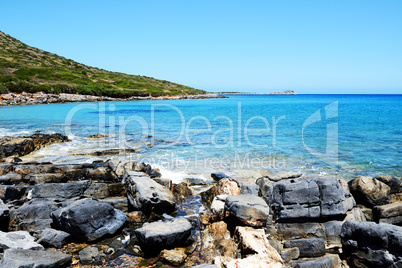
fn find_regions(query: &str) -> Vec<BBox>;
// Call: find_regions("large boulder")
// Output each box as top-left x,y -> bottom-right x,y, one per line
0,248 -> 72,268
349,176 -> 390,207
9,199 -> 69,232
0,133 -> 70,158
122,171 -> 176,214
225,194 -> 270,227
52,198 -> 128,242
341,221 -> 402,267
0,230 -> 44,251
32,180 -> 91,200
262,177 -> 355,222
134,217 -> 192,254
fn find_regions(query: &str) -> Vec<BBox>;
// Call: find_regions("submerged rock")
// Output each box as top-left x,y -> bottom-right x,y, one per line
0,248 -> 72,268
52,198 -> 128,242
134,217 -> 192,254
225,194 -> 270,227
211,173 -> 230,181
122,171 -> 176,214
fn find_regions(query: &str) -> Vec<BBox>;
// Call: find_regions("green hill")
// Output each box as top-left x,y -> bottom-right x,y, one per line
0,31 -> 205,97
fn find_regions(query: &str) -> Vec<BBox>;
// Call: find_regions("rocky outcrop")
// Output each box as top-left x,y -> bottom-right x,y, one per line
261,177 -> 355,222
341,221 -> 402,267
134,217 -> 193,254
0,248 -> 72,268
0,133 -> 70,159
225,194 -> 270,227
51,198 -> 128,242
122,171 -> 176,214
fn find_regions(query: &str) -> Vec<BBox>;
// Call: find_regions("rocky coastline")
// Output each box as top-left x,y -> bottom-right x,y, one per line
0,92 -> 226,106
0,135 -> 401,267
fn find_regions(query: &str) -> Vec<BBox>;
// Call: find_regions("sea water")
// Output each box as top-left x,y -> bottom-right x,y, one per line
0,94 -> 400,181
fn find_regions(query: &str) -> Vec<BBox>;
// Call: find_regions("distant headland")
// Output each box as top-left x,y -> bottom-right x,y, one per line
219,90 -> 297,95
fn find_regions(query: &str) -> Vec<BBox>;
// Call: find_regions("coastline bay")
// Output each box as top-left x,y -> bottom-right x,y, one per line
0,94 -> 400,181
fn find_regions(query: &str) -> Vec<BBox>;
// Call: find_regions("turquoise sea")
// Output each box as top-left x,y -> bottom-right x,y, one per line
0,94 -> 401,181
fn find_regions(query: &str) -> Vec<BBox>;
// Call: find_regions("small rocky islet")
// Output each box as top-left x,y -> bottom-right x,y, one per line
0,134 -> 401,267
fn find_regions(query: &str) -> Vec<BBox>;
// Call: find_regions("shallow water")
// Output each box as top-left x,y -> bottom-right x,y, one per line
0,94 -> 401,180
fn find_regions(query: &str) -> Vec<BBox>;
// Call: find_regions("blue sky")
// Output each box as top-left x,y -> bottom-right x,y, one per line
1,0 -> 401,94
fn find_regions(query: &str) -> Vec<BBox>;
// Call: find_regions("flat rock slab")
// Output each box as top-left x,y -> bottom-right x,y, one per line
341,221 -> 402,267
134,217 -> 192,253
32,180 -> 91,199
225,194 -> 270,227
37,228 -> 71,249
262,177 -> 355,222
52,198 -> 128,242
0,248 -> 72,268
122,171 -> 176,214
284,238 -> 326,258
0,230 -> 44,251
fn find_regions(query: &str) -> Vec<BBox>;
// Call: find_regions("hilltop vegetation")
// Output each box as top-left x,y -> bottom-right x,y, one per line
0,31 -> 205,97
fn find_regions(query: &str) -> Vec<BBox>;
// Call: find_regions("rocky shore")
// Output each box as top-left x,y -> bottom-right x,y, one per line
0,92 -> 226,106
0,135 -> 401,267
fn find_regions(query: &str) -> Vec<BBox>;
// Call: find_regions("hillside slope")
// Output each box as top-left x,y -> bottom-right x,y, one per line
0,31 -> 205,97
